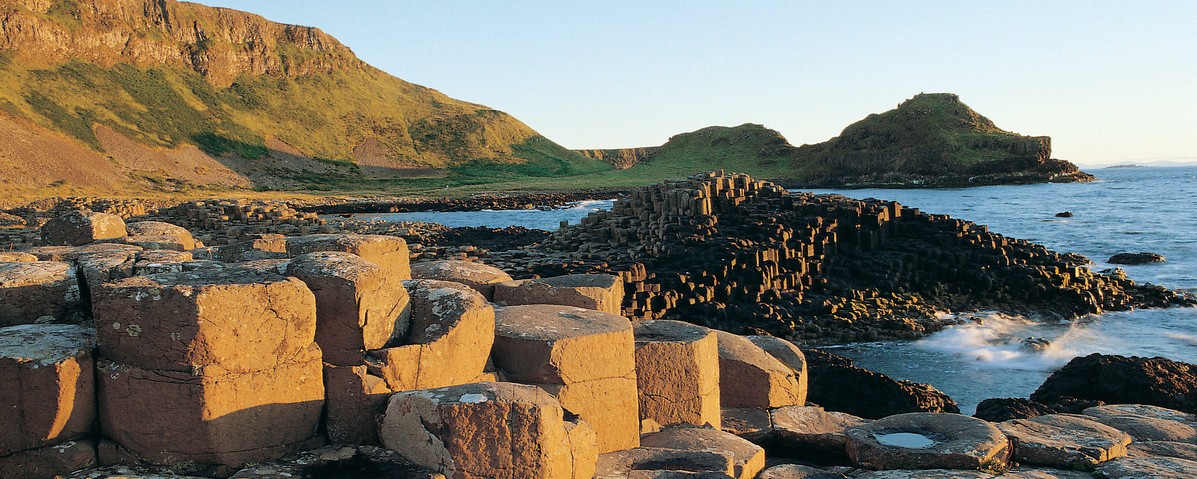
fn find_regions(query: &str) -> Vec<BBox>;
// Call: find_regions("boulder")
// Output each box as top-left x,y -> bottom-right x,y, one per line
0,261 -> 82,326
379,382 -> 594,479
323,364 -> 392,445
845,412 -> 1010,470
633,320 -> 721,429
714,331 -> 804,409
40,210 -> 126,246
638,427 -> 765,479
122,221 -> 201,251
1107,252 -> 1166,265
1127,441 -> 1197,461
974,398 -> 1058,422
229,445 -> 440,479
0,252 -> 37,262
286,234 -> 411,280
1031,353 -> 1197,414
997,413 -> 1131,470
96,346 -> 325,468
410,259 -> 513,300
0,438 -> 97,479
368,279 -> 494,391
767,406 -> 868,465
286,252 -> 411,365
0,324 -> 96,455
493,304 -> 639,453
93,268 -> 317,374
493,274 -> 624,315
1094,456 -> 1197,479
747,335 -> 809,406
805,348 -> 959,419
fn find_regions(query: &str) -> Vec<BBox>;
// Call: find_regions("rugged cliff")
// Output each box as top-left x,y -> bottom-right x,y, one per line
0,0 -> 608,197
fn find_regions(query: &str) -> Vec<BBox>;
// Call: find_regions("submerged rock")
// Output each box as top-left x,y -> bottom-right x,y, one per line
1107,252 -> 1166,264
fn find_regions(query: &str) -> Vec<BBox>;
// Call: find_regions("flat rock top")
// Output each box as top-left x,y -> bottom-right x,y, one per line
1096,456 -> 1197,479
848,412 -> 1007,456
634,319 -> 712,344
105,265 -> 292,288
536,273 -> 619,288
1128,441 -> 1197,461
999,414 -> 1133,449
772,406 -> 867,435
714,330 -> 792,374
0,261 -> 72,287
0,324 -> 95,366
1084,404 -> 1196,423
0,252 -> 37,262
494,304 -> 631,340
410,259 -> 511,281
287,251 -> 380,280
25,243 -> 143,261
855,470 -> 992,479
395,381 -> 558,407
125,221 -> 191,237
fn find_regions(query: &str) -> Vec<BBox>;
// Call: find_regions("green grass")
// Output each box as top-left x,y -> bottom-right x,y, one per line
621,124 -> 797,180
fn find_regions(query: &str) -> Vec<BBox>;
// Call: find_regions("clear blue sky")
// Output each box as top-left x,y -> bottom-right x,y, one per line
199,1 -> 1196,166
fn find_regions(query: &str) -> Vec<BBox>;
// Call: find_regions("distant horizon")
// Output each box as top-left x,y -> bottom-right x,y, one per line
197,1 -> 1197,166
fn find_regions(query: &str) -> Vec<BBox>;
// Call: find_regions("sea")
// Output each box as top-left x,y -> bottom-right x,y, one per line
353,166 -> 1197,414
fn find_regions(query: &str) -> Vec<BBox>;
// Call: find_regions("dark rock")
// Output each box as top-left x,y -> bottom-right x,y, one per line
1031,353 -> 1197,414
804,349 -> 959,419
1108,252 -> 1166,265
973,398 -> 1058,422
1055,211 -> 1073,218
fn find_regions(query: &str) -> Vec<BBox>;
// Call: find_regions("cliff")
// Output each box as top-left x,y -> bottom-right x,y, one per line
581,124 -> 798,180
791,93 -> 1094,187
576,147 -> 659,170
0,0 -> 609,196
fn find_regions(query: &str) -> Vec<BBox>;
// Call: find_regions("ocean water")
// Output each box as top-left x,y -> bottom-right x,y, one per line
358,167 -> 1197,413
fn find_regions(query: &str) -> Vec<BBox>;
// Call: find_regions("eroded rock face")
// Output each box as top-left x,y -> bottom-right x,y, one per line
845,412 -> 1011,471
286,251 -> 410,365
493,274 -> 624,315
368,279 -> 494,392
493,304 -> 639,453
633,320 -> 721,429
40,210 -> 127,246
323,364 -> 392,445
0,324 -> 96,456
410,259 -> 513,300
1031,353 -> 1197,414
379,382 -> 593,479
715,331 -> 805,409
997,414 -> 1131,470
0,261 -> 82,326
638,427 -> 765,479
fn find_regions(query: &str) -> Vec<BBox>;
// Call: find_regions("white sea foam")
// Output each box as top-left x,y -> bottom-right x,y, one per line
914,313 -> 1085,372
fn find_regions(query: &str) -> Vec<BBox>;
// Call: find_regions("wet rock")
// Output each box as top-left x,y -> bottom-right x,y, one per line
0,439 -> 97,479
286,252 -> 411,365
492,304 -> 639,453
40,210 -> 126,246
845,412 -> 1011,470
633,320 -> 721,429
410,259 -> 513,300
767,406 -> 868,465
974,398 -> 1058,422
638,427 -> 765,479
1031,353 -> 1197,414
715,330 -> 805,409
997,413 -> 1131,470
379,382 -> 594,479
0,261 -> 82,326
805,349 -> 959,419
494,274 -> 625,315
1054,212 -> 1073,218
1107,252 -> 1165,265
368,280 -> 494,391
0,324 -> 96,456
1094,456 -> 1197,479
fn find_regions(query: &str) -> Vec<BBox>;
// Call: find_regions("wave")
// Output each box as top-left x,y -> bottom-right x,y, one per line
914,312 -> 1088,372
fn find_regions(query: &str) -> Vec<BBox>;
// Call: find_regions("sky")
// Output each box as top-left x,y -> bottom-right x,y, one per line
198,1 -> 1197,167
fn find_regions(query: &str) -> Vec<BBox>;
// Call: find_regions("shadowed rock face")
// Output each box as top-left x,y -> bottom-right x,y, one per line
1031,353 -> 1197,414
804,349 -> 959,419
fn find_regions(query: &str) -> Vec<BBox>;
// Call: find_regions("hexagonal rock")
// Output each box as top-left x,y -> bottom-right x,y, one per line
493,274 -> 624,315
1095,456 -> 1197,479
0,252 -> 37,262
25,243 -> 144,262
40,210 -> 127,246
410,259 -> 513,300
1000,468 -> 1094,479
323,364 -> 392,445
714,331 -> 804,409
219,236 -> 289,262
747,335 -> 809,406
721,407 -> 773,442
286,234 -> 411,280
1082,404 -> 1197,443
758,464 -> 848,479
0,324 -> 96,456
493,304 -> 639,453
633,320 -> 720,429
854,470 -> 992,479
767,406 -> 869,465
1127,441 -> 1197,461
595,447 -> 740,479
93,268 -> 317,374
0,261 -> 82,326
997,414 -> 1131,470
379,382 -> 595,479
845,412 -> 1011,470
122,221 -> 201,251
286,252 -> 411,366
1084,404 -> 1196,423
0,438 -> 97,479
229,445 -> 441,479
369,280 -> 494,391
96,345 -> 325,468
639,427 -> 765,479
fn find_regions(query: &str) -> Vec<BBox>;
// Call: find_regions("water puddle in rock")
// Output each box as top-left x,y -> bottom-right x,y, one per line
875,432 -> 937,448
